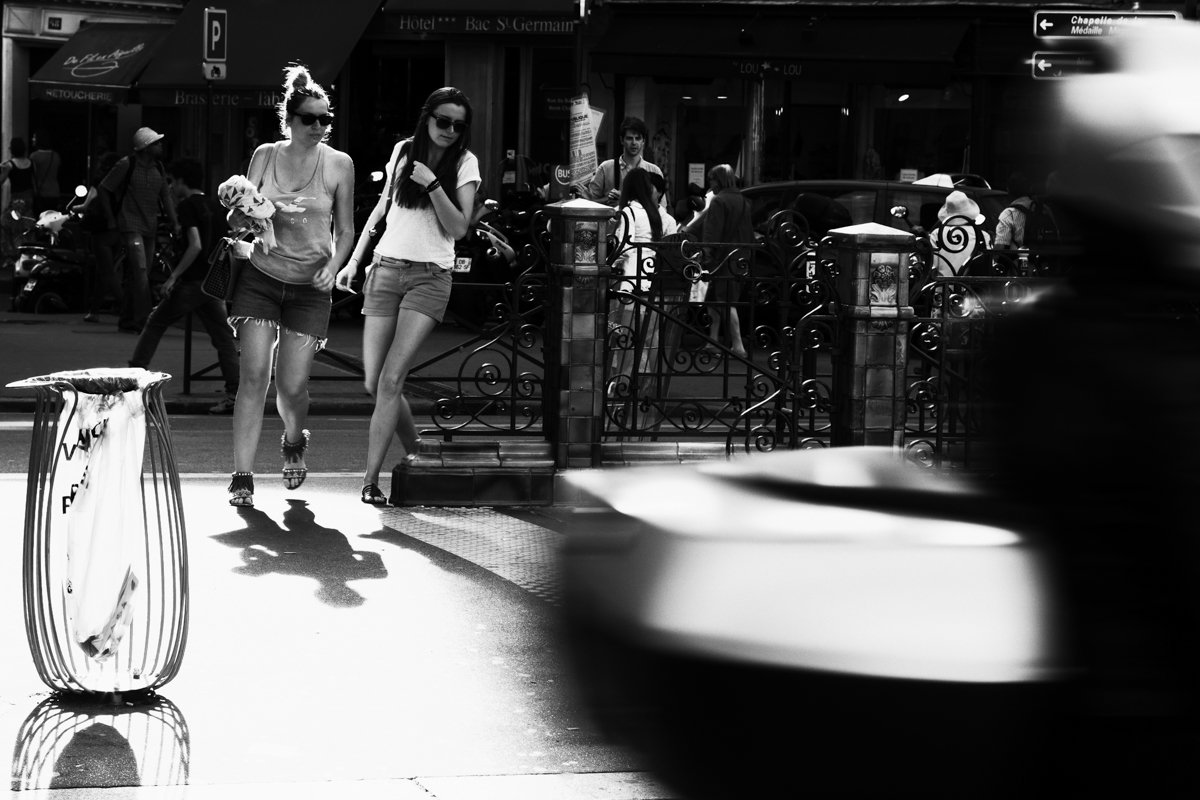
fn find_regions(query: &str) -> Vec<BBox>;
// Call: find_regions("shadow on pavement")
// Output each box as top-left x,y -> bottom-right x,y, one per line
211,499 -> 387,607
12,693 -> 189,791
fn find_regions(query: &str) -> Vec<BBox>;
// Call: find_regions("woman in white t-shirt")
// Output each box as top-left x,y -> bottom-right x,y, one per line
336,87 -> 480,505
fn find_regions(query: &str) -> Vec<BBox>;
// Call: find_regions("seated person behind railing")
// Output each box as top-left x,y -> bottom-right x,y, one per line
929,191 -> 991,277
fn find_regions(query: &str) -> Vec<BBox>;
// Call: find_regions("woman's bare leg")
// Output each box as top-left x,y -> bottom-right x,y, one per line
364,309 -> 438,487
274,327 -> 321,474
232,322 -> 278,473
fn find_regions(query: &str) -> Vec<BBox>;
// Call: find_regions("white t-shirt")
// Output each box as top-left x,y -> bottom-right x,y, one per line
375,142 -> 481,267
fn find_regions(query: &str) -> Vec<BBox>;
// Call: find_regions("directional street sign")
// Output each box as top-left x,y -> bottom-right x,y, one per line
1031,51 -> 1096,80
1034,10 -> 1179,39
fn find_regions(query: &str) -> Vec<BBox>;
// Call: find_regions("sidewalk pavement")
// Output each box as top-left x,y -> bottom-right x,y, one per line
0,475 -> 684,799
0,306 -> 478,417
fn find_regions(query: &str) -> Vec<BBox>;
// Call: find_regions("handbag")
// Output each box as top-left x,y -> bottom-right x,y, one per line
201,238 -> 244,302
360,142 -> 408,269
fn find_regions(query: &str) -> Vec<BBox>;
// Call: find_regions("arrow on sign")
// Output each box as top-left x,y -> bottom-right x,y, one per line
1031,51 -> 1096,80
1039,19 -> 1053,31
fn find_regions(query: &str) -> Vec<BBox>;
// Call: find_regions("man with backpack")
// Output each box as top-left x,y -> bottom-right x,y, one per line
128,157 -> 239,414
97,127 -> 180,333
996,171 -> 1057,249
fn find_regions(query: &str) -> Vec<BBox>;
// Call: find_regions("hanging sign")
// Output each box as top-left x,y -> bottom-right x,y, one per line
1033,10 -> 1179,38
568,94 -> 598,186
1031,51 -> 1097,80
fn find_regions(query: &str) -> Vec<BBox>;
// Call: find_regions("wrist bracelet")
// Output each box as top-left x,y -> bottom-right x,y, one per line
425,180 -> 441,194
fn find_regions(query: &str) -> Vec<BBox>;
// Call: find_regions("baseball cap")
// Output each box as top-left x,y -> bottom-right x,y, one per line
133,127 -> 165,151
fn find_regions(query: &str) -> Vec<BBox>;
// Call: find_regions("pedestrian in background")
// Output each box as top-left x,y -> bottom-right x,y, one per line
29,131 -> 61,214
699,164 -> 752,359
81,152 -> 124,322
226,64 -> 355,507
930,190 -> 991,277
995,172 -> 1034,249
129,157 -> 239,414
1,137 -> 34,210
336,86 -> 479,507
584,116 -> 662,208
1,138 -> 34,267
98,127 -> 180,333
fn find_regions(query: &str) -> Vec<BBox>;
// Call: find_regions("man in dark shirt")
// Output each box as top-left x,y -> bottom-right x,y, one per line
129,158 -> 240,413
99,127 -> 180,332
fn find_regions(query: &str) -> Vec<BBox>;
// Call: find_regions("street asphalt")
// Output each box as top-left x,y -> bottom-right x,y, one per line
0,304 -> 482,416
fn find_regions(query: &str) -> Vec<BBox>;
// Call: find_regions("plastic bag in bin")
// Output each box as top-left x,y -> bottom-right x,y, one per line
45,371 -> 149,661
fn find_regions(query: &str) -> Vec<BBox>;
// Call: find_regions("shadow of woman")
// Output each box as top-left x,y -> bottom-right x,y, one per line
210,499 -> 387,607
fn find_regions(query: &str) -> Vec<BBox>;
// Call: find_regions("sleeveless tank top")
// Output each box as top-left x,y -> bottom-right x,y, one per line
5,161 -> 34,195
249,142 -> 335,285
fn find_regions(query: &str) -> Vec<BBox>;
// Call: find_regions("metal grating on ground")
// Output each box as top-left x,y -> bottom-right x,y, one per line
378,507 -> 564,604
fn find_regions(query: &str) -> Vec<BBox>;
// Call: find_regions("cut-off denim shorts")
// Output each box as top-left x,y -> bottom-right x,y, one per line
361,254 -> 453,323
229,263 -> 332,350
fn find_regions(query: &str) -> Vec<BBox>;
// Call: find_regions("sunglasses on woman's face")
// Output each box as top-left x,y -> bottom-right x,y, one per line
432,114 -> 469,133
297,113 -> 334,127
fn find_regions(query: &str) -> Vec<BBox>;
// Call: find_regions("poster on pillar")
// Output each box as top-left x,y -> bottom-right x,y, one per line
569,94 -> 599,187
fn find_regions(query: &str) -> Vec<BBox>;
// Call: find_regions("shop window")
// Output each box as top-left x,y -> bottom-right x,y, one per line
762,80 -> 848,182
870,84 -> 970,182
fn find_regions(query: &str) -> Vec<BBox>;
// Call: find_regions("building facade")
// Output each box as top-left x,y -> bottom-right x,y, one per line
578,0 -> 1190,197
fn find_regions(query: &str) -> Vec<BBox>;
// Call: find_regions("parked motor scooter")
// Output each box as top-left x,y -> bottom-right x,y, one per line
11,187 -> 88,313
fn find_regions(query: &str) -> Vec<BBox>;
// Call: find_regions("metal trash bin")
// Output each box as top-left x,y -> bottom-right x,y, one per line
8,368 -> 188,694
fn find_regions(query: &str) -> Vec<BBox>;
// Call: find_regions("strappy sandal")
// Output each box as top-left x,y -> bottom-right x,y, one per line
281,429 -> 310,491
229,472 -> 254,507
361,483 -> 388,506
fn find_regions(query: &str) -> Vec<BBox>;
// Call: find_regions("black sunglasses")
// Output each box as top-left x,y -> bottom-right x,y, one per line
297,112 -> 334,127
432,114 -> 469,133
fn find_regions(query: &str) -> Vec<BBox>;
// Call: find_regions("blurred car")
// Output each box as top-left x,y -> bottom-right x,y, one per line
561,448 -> 1065,799
742,179 -> 1010,239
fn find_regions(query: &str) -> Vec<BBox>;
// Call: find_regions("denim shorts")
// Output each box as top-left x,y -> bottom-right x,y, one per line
362,254 -> 453,323
229,263 -> 332,347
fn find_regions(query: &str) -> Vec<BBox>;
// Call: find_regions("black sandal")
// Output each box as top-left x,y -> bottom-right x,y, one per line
361,483 -> 388,507
229,472 -> 254,507
281,430 -> 310,490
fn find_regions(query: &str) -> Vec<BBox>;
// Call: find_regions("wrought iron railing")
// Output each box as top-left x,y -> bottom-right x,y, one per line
903,214 -> 1081,470
602,210 -> 840,453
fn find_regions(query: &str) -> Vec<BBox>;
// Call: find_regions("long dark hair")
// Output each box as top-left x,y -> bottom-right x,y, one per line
395,87 -> 473,211
619,168 -> 662,240
276,64 -> 332,141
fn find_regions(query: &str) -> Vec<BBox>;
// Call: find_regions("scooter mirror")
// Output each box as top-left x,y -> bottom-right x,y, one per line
370,171 -> 384,183
74,185 -> 88,198
484,199 -> 499,212
9,210 -> 18,221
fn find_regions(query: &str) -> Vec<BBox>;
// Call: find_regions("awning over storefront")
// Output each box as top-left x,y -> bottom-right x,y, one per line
29,23 -> 172,104
384,0 -> 575,11
591,16 -> 970,84
136,0 -> 381,107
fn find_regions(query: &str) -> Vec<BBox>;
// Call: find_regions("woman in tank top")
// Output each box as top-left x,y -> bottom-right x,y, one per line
1,137 -> 35,209
335,87 -> 479,505
226,65 -> 355,508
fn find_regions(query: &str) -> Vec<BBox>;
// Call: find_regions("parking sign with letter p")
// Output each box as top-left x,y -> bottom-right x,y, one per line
204,8 -> 227,62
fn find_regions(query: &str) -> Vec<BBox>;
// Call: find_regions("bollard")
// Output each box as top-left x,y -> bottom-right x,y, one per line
542,198 -> 616,469
826,223 -> 916,448
7,368 -> 188,695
